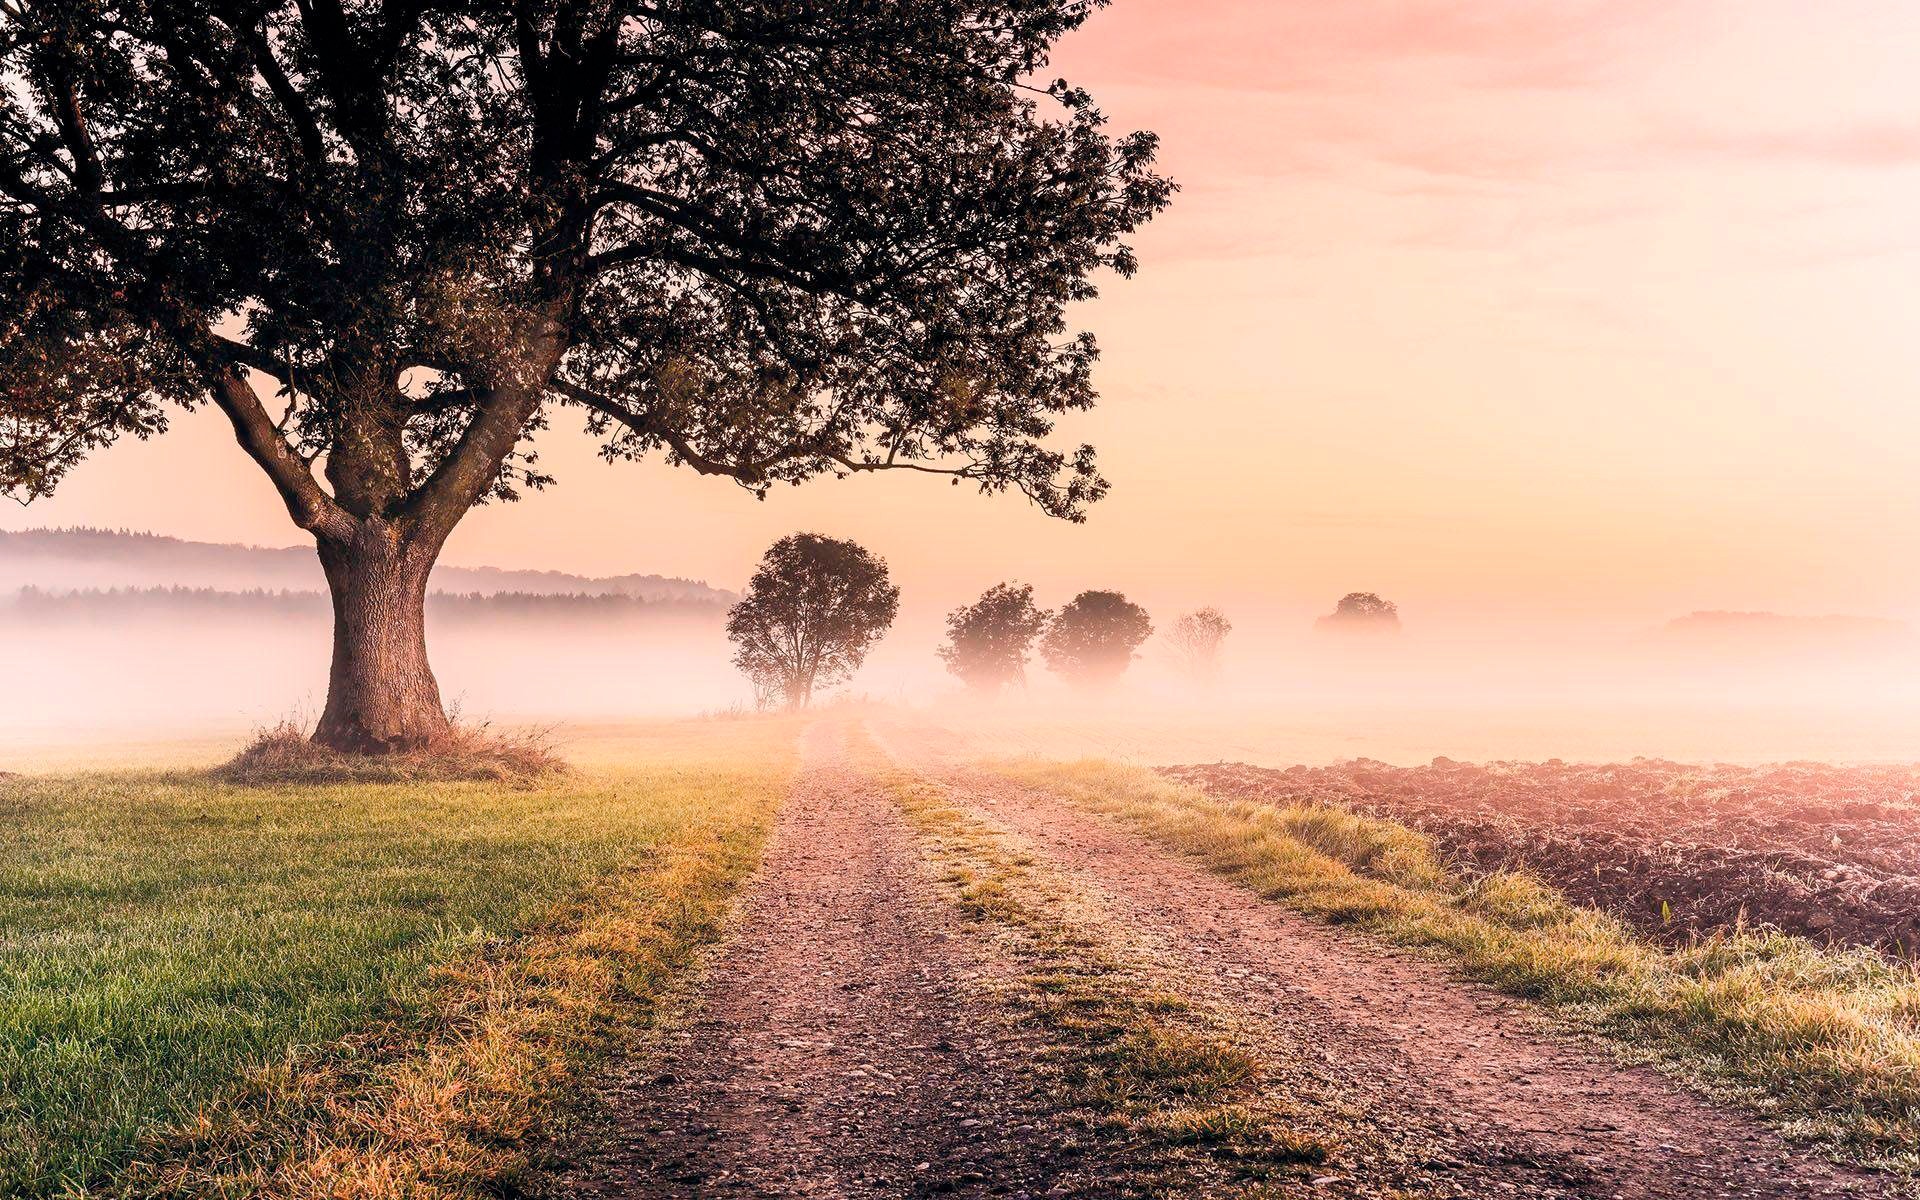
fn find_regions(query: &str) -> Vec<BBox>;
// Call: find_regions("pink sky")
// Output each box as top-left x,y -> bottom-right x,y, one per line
8,0 -> 1920,631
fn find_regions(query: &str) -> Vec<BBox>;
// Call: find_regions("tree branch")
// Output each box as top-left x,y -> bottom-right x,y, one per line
235,18 -> 327,163
204,365 -> 354,541
550,376 -> 992,489
210,334 -> 295,385
400,316 -> 565,548
548,375 -> 775,479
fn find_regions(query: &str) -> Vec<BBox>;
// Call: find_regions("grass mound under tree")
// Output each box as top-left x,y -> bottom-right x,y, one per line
214,719 -> 567,786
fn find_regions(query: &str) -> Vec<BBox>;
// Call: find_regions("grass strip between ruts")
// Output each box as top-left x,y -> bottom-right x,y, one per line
860,731 -> 1338,1197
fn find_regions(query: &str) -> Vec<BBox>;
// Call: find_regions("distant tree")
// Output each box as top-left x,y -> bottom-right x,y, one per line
1316,592 -> 1400,633
742,663 -> 789,714
0,2 -> 1169,752
939,583 -> 1051,693
726,535 -> 900,710
1167,607 -> 1232,682
1041,590 -> 1152,688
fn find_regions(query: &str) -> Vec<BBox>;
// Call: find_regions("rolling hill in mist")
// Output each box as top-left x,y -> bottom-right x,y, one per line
0,527 -> 737,604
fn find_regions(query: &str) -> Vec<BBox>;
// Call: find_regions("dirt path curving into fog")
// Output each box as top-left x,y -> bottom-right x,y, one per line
542,722 -> 1126,1199
873,722 -> 1902,1200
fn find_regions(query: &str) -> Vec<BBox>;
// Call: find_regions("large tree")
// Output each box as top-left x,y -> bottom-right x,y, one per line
726,532 -> 898,710
939,580 -> 1048,693
0,1 -> 1170,751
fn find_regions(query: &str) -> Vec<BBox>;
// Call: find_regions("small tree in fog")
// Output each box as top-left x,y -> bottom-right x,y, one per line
743,664 -> 789,713
940,583 -> 1051,693
1168,607 -> 1232,682
1316,592 -> 1400,633
1041,591 -> 1152,688
727,535 -> 900,710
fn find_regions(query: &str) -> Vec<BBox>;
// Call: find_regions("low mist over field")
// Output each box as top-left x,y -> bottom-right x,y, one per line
1,529 -> 740,743
0,527 -> 734,602
8,527 -> 1920,766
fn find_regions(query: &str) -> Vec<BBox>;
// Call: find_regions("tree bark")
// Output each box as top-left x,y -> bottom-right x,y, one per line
311,520 -> 450,753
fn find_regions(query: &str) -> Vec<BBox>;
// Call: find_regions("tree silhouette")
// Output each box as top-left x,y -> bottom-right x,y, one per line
726,534 -> 899,710
0,1 -> 1169,751
1167,607 -> 1232,682
1316,592 -> 1400,633
939,582 -> 1050,694
1041,590 -> 1151,688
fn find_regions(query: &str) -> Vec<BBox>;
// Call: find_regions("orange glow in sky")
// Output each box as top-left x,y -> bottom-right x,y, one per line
7,0 -> 1920,632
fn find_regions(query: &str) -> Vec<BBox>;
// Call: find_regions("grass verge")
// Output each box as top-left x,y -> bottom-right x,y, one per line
859,737 -> 1336,1195
0,718 -> 799,1198
998,758 -> 1920,1175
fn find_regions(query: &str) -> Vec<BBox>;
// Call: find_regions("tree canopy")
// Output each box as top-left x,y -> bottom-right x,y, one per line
726,532 -> 899,709
939,581 -> 1050,692
1040,588 -> 1150,687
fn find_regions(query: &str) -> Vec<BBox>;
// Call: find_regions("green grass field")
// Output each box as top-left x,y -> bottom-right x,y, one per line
0,719 -> 797,1198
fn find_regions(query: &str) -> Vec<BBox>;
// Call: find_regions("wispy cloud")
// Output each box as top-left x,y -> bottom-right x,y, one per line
1662,124 -> 1920,168
1062,0 -> 1682,94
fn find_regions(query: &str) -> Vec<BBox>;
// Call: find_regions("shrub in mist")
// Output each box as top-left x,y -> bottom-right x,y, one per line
1168,607 -> 1233,683
940,583 -> 1051,694
1041,590 -> 1153,688
1316,592 -> 1400,634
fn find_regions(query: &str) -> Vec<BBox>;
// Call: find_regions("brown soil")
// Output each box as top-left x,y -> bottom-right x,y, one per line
1163,760 -> 1920,957
539,723 -> 1130,1198
874,725 -> 1900,1200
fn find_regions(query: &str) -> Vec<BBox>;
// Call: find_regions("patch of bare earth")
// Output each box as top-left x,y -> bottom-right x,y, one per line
540,723 -> 1127,1198
1164,760 -> 1920,958
876,728 -> 1900,1200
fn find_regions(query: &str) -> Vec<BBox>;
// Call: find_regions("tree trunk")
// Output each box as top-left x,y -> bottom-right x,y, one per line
312,521 -> 450,753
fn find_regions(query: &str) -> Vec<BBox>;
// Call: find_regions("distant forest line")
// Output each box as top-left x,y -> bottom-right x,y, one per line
1,586 -> 727,626
0,527 -> 738,605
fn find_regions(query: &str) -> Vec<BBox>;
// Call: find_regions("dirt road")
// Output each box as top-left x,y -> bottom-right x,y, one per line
544,723 -> 1127,1198
550,720 -> 1903,1198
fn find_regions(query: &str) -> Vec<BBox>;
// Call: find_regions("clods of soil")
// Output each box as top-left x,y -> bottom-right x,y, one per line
1163,759 -> 1920,957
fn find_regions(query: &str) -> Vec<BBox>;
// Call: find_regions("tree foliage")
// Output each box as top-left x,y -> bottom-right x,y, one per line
1316,592 -> 1400,633
726,533 -> 899,709
1040,589 -> 1150,687
1167,606 -> 1231,681
939,581 -> 1050,693
0,0 -> 1172,523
